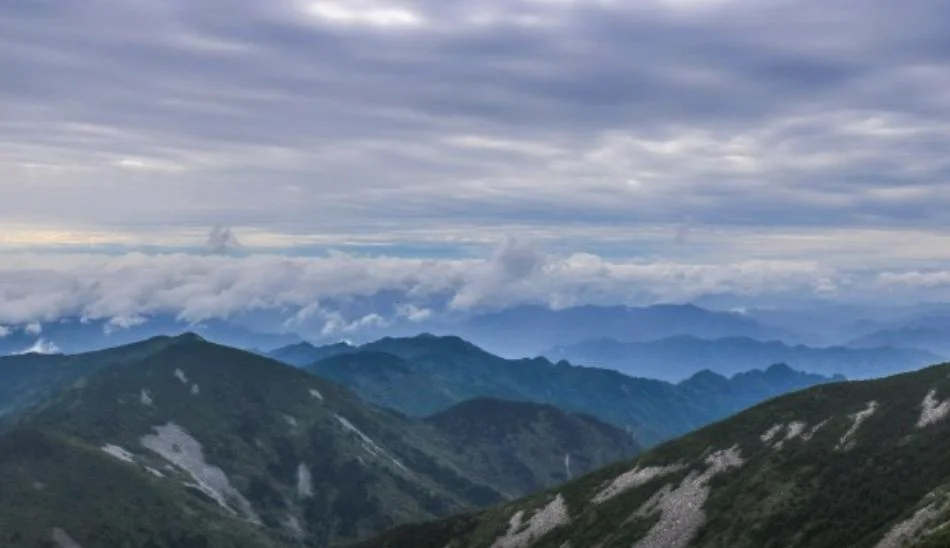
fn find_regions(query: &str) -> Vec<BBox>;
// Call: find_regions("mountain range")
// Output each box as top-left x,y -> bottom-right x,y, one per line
545,335 -> 941,381
848,317 -> 950,356
0,334 -> 642,547
453,304 -> 796,357
358,357 -> 950,548
268,334 -> 843,446
2,328 -> 943,546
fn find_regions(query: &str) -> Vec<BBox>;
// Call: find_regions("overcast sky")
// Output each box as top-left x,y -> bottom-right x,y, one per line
3,0 -> 950,328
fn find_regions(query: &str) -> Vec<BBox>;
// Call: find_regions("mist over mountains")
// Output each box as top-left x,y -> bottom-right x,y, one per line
4,302 -> 947,386
545,336 -> 939,381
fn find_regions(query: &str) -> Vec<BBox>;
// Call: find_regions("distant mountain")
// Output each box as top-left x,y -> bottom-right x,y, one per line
454,304 -> 796,357
304,334 -> 842,446
545,335 -> 941,381
358,359 -> 950,548
0,316 -> 301,357
0,335 -> 636,546
850,319 -> 950,356
267,341 -> 357,367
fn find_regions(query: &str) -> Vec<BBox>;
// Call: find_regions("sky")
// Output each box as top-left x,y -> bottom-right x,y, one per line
3,0 -> 950,330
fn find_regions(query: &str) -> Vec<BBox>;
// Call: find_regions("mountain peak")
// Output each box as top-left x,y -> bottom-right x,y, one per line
170,331 -> 207,344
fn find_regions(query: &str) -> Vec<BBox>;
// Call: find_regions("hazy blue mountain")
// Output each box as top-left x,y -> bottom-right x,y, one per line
545,335 -> 941,381
268,341 -> 358,367
849,315 -> 950,356
304,334 -> 842,446
0,335 -> 637,546
452,304 -> 797,357
358,358 -> 950,548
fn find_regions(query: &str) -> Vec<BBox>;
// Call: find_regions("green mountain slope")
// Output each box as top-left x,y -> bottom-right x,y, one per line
305,335 -> 842,446
0,428 -> 284,548
425,399 -> 640,498
0,334 -> 196,418
0,335 -> 637,547
357,360 -> 950,548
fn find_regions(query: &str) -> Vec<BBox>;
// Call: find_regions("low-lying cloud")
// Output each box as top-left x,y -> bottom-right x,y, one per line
1,244 -> 944,337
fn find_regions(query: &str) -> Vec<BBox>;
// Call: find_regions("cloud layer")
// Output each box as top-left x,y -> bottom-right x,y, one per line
4,0 -> 950,243
4,243 -> 950,337
3,0 -> 950,317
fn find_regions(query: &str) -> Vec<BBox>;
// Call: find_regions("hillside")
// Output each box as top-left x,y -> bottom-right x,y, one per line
545,335 -> 941,381
357,360 -> 950,548
425,399 -> 639,497
0,335 -> 636,547
0,334 -> 197,418
303,335 -> 842,446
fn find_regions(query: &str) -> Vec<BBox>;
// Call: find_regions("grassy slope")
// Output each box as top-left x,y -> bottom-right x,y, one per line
0,428 -> 285,548
425,398 -> 640,497
358,361 -> 950,548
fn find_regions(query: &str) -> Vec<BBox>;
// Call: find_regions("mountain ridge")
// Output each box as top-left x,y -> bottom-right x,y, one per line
297,334 -> 843,446
357,359 -> 950,548
0,335 -> 639,546
546,335 -> 941,381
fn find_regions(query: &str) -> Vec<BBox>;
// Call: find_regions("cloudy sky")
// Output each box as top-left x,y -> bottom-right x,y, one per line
3,0 -> 950,328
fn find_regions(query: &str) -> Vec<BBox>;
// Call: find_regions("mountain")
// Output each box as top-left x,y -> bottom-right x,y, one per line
424,399 -> 638,497
304,334 -> 842,446
455,304 -> 795,357
0,334 -> 197,418
0,315 -> 301,357
268,341 -> 358,367
850,322 -> 950,356
545,335 -> 941,381
0,335 -> 636,546
357,359 -> 950,548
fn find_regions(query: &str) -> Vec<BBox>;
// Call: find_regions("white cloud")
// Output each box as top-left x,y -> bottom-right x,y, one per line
4,0 -> 950,315
17,339 -> 61,355
24,322 -> 42,336
0,242 -> 908,330
876,271 -> 950,289
397,303 -> 432,322
104,315 -> 149,334
0,326 -> 9,338
300,0 -> 425,28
